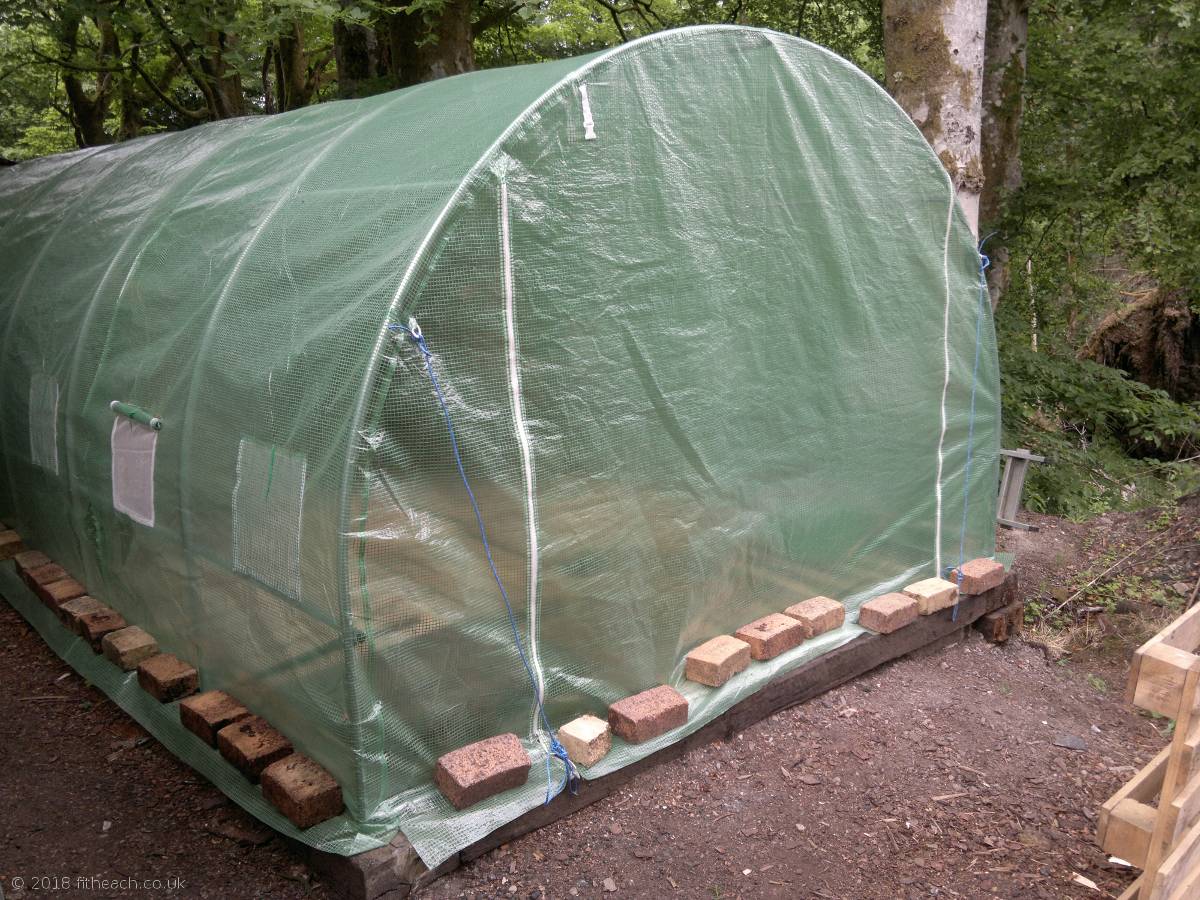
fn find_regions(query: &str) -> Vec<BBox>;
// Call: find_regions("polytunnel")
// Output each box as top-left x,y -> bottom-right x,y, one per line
0,25 -> 999,865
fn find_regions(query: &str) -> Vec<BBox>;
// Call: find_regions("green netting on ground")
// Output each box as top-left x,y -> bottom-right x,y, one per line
0,25 -> 999,866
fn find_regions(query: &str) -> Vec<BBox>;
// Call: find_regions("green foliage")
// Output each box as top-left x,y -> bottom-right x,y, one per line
1010,0 -> 1200,298
0,24 -> 73,159
1001,344 -> 1200,518
992,0 -> 1200,518
1083,572 -> 1177,615
474,0 -> 881,73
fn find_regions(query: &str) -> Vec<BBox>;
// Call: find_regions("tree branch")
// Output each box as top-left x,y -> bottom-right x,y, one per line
131,57 -> 207,119
472,2 -> 521,36
27,43 -> 127,73
142,0 -> 220,117
588,0 -> 629,41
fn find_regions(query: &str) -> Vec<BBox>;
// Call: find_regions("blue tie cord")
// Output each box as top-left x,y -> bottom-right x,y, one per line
388,320 -> 580,804
946,236 -> 993,621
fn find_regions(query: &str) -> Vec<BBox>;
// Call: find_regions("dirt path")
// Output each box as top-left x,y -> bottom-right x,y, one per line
4,499 -> 1195,898
424,636 -> 1156,899
0,601 -> 331,900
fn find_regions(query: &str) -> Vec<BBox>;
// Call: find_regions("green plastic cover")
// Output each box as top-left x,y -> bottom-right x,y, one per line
0,25 -> 998,866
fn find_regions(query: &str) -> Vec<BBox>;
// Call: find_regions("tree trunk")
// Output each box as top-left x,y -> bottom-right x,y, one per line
64,74 -> 112,147
385,0 -> 475,88
197,27 -> 245,118
883,0 -> 987,237
276,21 -> 312,110
334,2 -> 381,98
58,10 -> 116,147
117,75 -> 144,140
118,40 -> 145,140
980,0 -> 1028,307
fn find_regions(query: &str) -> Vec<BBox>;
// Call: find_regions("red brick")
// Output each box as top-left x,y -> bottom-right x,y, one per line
734,613 -> 806,660
608,685 -> 688,744
22,562 -> 67,592
951,558 -> 1006,595
685,635 -> 751,687
859,592 -> 919,634
434,733 -> 531,810
180,691 -> 252,746
217,715 -> 294,782
0,530 -> 27,561
783,596 -> 845,637
137,653 -> 199,702
14,549 -> 51,573
37,577 -> 87,611
101,626 -> 158,669
75,605 -> 129,651
57,595 -> 106,629
262,754 -> 344,828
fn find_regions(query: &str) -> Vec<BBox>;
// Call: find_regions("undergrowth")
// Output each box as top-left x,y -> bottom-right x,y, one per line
1000,345 -> 1200,519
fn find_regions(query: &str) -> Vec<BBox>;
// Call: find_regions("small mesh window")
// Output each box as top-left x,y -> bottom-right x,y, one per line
111,418 -> 157,527
232,438 -> 306,600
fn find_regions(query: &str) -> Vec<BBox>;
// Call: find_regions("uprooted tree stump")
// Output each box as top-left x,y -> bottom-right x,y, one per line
1081,288 -> 1200,405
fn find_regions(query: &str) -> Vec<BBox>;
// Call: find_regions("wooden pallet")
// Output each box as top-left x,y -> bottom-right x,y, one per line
1098,602 -> 1200,899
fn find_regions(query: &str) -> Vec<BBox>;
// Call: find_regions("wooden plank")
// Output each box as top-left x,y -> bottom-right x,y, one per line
1101,721 -> 1200,837
304,574 -> 1017,900
1132,643 -> 1200,718
1169,767 -> 1200,847
1151,817 -> 1200,900
1099,724 -> 1200,862
1139,662 -> 1200,900
1101,798 -> 1156,867
1158,603 -> 1200,654
1166,869 -> 1200,900
1126,606 -> 1200,706
1128,604 -> 1200,709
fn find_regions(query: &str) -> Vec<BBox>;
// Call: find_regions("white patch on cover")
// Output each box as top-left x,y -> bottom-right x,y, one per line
933,187 -> 956,576
232,437 -> 306,600
579,84 -> 597,140
29,374 -> 59,474
500,180 -> 546,740
111,417 -> 157,527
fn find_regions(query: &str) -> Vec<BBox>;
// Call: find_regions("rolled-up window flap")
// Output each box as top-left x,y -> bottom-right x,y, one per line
110,400 -> 163,431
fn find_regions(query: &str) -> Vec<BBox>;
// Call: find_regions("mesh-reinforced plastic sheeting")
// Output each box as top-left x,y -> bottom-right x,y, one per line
0,25 -> 999,865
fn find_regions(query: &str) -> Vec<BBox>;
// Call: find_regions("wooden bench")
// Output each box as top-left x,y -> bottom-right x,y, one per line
997,448 -> 1045,531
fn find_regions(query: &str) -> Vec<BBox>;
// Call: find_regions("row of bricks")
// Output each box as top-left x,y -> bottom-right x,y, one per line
1,529 -> 343,831
433,557 -> 1006,811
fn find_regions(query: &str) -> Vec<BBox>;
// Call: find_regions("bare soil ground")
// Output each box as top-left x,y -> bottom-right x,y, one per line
3,497 -> 1198,899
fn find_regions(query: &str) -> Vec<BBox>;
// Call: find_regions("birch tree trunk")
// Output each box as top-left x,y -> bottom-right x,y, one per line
883,0 -> 988,237
980,0 -> 1028,307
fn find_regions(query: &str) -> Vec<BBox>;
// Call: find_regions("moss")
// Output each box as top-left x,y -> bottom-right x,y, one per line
884,1 -> 981,188
938,147 -> 959,179
884,4 -> 956,144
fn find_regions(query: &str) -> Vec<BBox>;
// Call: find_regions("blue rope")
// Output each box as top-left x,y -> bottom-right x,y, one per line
948,235 -> 993,621
388,320 -> 579,804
